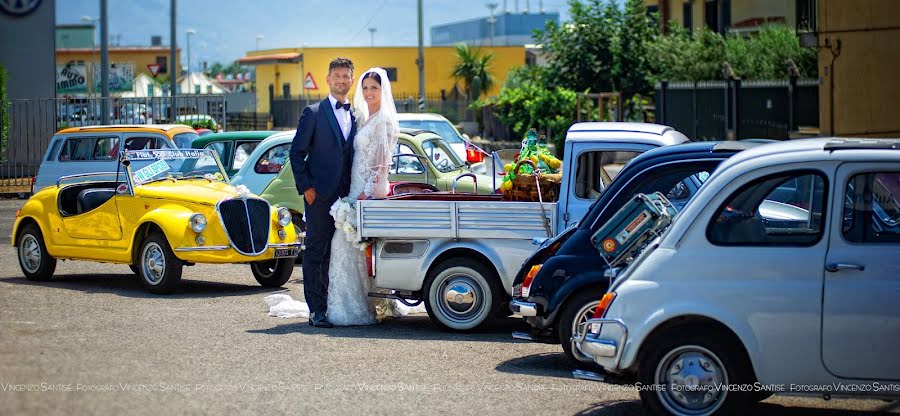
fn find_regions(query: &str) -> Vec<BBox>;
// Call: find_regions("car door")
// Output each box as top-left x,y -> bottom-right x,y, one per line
390,142 -> 429,185
560,142 -> 653,228
60,136 -> 124,241
245,142 -> 290,195
822,163 -> 900,381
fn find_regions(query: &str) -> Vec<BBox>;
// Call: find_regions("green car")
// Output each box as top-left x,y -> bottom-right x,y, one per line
259,129 -> 499,232
191,131 -> 278,177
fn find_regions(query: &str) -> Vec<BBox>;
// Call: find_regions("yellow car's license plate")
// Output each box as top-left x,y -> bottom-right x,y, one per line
274,248 -> 298,258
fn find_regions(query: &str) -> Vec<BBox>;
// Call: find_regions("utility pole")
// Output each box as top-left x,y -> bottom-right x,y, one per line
100,0 -> 109,124
417,0 -> 425,111
170,0 -> 177,121
487,3 -> 498,46
187,29 -> 196,95
256,34 -> 264,51
369,27 -> 377,47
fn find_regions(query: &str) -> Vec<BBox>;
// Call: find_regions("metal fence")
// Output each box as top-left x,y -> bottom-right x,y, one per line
270,90 -> 475,129
655,77 -> 819,141
0,95 -> 226,194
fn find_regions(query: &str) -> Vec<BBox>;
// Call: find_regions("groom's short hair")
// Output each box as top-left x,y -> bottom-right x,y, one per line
328,58 -> 354,75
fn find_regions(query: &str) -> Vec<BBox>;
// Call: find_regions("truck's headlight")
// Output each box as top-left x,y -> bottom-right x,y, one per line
189,213 -> 207,233
277,207 -> 292,227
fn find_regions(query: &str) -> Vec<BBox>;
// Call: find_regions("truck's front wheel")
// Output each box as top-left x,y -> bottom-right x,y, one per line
424,258 -> 502,331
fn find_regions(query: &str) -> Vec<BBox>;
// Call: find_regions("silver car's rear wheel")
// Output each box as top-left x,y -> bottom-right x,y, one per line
424,258 -> 502,331
655,345 -> 727,415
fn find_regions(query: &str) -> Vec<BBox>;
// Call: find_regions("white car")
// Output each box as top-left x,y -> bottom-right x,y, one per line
575,138 -> 900,415
230,131 -> 293,195
397,113 -> 469,161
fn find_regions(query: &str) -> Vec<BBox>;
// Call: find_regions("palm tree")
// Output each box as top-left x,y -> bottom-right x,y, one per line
451,43 -> 495,99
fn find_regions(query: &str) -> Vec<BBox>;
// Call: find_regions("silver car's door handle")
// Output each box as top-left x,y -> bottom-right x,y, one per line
825,262 -> 865,272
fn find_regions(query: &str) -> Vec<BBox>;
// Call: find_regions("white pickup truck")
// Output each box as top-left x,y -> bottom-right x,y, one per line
358,122 -> 689,330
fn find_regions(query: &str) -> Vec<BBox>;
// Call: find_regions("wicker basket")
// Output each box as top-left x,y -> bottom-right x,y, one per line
503,160 -> 562,202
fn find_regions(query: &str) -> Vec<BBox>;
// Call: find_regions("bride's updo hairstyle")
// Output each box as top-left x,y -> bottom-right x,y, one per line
361,71 -> 382,85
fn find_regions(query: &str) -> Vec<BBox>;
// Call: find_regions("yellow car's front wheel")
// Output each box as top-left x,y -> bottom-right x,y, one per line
251,259 -> 293,287
137,232 -> 183,294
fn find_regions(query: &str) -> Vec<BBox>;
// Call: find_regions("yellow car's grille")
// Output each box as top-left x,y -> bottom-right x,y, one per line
217,198 -> 270,255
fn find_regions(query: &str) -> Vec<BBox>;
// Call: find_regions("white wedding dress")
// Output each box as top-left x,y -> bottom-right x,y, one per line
324,111 -> 396,325
266,67 -> 424,325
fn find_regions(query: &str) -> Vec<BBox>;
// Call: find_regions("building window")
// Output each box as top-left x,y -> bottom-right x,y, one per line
156,56 -> 167,74
704,0 -> 718,32
384,67 -> 398,82
683,2 -> 693,31
282,83 -> 291,98
647,5 -> 659,16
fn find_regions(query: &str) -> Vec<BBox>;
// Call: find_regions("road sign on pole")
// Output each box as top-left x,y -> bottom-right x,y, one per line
303,72 -> 318,90
148,64 -> 161,77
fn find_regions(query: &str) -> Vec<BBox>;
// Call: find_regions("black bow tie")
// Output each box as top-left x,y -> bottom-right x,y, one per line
335,102 -> 350,111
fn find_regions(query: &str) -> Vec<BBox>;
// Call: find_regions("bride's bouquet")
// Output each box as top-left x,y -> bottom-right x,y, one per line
329,197 -> 368,251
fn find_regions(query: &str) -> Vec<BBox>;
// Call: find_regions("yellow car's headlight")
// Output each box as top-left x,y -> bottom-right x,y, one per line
189,213 -> 207,233
276,207 -> 292,227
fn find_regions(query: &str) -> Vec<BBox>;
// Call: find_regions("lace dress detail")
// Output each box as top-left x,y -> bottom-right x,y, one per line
325,112 -> 398,326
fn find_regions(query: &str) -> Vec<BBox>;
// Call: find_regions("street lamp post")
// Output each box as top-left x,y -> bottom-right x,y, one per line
486,3 -> 498,46
368,28 -> 376,47
186,29 -> 196,95
256,34 -> 264,51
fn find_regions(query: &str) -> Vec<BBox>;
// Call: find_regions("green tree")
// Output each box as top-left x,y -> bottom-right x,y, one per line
451,43 -> 495,99
616,0 -> 658,97
534,0 -> 619,93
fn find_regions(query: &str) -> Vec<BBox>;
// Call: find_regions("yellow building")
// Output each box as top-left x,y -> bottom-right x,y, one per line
645,0 -> 795,34
238,46 -> 526,113
814,0 -> 900,137
56,46 -> 181,86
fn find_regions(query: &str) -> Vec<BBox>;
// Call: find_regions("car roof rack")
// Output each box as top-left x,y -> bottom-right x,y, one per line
824,139 -> 900,151
711,141 -> 763,152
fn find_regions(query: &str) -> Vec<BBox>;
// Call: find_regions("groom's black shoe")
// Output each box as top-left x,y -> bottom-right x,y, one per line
309,312 -> 333,328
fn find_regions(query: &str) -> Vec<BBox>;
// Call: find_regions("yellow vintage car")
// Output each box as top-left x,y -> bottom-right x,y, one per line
12,148 -> 302,294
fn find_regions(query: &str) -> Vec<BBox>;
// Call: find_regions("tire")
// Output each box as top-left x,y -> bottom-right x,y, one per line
17,224 -> 57,281
638,327 -> 755,416
251,258 -> 293,287
423,258 -> 503,331
558,288 -> 607,369
291,213 -> 305,265
136,231 -> 183,294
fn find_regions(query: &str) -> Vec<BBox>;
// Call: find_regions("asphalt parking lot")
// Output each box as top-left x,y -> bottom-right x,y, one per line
0,197 -> 897,415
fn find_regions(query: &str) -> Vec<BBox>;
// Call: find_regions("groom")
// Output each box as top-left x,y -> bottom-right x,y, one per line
290,58 -> 357,328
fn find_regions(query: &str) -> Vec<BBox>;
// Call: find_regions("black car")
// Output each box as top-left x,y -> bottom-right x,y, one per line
509,141 -> 763,367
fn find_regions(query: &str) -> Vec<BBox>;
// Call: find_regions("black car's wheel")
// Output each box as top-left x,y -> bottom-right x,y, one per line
558,288 -> 607,369
638,327 -> 754,416
251,258 -> 293,287
424,258 -> 503,331
137,231 -> 183,294
17,224 -> 56,281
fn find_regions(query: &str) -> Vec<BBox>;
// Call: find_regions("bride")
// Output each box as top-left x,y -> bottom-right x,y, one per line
266,67 -> 414,325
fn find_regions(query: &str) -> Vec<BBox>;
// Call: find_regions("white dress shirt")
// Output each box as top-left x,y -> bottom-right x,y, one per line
327,94 -> 352,140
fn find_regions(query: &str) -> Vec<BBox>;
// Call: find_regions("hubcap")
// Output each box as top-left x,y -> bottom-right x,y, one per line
437,274 -> 484,323
254,260 -> 277,278
656,345 -> 727,415
141,242 -> 165,285
19,234 -> 41,273
571,301 -> 600,361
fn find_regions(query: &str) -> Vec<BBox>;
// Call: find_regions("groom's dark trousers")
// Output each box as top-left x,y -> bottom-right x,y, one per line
290,99 -> 356,316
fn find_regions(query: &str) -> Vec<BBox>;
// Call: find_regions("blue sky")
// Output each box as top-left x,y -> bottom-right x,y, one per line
57,0 -> 571,69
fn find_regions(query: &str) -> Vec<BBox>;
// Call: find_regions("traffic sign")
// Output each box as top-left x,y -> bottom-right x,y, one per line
303,72 -> 318,90
147,64 -> 161,77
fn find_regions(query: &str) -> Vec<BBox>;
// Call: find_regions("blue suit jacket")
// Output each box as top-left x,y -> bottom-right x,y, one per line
290,98 -> 357,202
